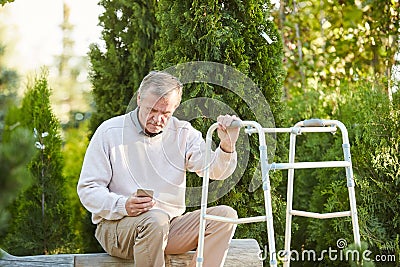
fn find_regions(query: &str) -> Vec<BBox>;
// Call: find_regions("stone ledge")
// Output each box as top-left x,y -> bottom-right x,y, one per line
0,239 -> 262,266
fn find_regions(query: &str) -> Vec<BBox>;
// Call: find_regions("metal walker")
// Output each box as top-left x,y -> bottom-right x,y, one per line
196,119 -> 360,267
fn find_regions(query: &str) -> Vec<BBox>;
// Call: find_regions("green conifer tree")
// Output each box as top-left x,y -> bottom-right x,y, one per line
2,71 -> 73,255
88,0 -> 158,136
154,0 -> 287,247
88,0 -> 287,253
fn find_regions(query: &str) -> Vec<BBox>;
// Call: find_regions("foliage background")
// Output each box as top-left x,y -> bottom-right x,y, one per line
277,0 -> 399,265
0,0 -> 399,266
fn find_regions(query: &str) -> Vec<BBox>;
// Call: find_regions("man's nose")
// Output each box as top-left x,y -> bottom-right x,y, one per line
154,113 -> 163,123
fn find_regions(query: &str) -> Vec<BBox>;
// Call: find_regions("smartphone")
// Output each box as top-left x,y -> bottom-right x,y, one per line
136,189 -> 154,198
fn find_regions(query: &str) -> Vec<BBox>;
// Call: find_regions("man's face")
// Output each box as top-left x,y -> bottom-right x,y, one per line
137,91 -> 180,134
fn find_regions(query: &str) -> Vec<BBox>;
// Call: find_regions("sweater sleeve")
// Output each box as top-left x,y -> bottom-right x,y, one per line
77,126 -> 128,222
185,127 -> 237,180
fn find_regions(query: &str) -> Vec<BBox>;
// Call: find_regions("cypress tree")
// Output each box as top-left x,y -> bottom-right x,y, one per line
154,0 -> 287,247
88,0 -> 158,136
2,71 -> 73,255
88,0 -> 287,251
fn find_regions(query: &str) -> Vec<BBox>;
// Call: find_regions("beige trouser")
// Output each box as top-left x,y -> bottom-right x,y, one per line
95,205 -> 238,267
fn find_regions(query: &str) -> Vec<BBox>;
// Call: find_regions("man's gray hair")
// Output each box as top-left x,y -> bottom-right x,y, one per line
138,71 -> 183,101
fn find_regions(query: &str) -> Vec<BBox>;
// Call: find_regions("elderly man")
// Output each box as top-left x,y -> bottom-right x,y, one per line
77,71 -> 241,267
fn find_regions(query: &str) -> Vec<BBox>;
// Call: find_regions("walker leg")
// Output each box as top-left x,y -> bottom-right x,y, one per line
260,145 -> 277,267
196,203 -> 207,267
196,134 -> 214,267
343,143 -> 361,246
283,132 -> 297,267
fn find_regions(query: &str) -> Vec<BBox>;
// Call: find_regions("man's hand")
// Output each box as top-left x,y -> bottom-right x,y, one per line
125,194 -> 155,216
216,114 -> 241,153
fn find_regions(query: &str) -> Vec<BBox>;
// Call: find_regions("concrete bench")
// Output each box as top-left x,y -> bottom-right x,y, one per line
0,239 -> 262,266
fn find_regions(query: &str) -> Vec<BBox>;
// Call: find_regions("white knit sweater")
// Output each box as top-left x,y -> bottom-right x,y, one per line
77,109 -> 237,224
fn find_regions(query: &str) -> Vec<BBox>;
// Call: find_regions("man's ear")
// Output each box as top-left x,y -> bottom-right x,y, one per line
137,94 -> 141,107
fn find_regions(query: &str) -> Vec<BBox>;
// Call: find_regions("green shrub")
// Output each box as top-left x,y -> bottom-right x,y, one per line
2,71 -> 73,255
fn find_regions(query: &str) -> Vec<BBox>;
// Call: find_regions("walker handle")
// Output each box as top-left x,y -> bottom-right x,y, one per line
303,119 -> 325,127
228,120 -> 243,128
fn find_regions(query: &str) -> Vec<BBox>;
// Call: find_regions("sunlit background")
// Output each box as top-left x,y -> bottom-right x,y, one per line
1,0 -> 102,73
1,0 -> 103,124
